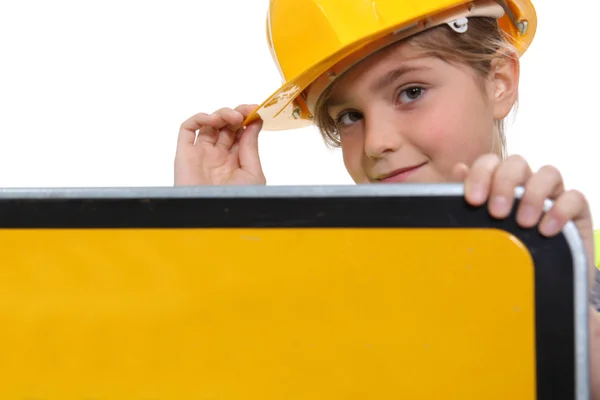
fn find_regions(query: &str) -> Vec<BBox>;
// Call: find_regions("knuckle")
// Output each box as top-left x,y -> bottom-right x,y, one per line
471,153 -> 500,174
494,164 -> 518,182
481,152 -> 502,165
567,189 -> 587,205
537,164 -> 561,177
191,112 -> 211,124
220,107 -> 244,122
504,154 -> 531,173
506,154 -> 527,165
494,155 -> 531,182
213,108 -> 233,121
214,107 -> 232,114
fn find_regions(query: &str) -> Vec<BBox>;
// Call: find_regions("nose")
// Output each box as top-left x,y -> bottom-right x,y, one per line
363,109 -> 404,158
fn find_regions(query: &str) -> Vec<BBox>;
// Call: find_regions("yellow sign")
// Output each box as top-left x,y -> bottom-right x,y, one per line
0,228 -> 537,399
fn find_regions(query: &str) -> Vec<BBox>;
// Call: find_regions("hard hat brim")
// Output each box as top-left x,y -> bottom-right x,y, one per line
245,0 -> 536,132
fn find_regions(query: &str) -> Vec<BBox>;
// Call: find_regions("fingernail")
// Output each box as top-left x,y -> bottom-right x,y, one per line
540,216 -> 560,236
517,204 -> 536,226
490,195 -> 510,216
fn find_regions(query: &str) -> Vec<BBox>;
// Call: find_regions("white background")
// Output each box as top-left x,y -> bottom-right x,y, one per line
0,1 -> 597,225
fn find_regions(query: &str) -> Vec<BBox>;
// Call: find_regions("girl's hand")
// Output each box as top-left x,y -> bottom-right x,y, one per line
453,153 -> 599,399
174,105 -> 266,186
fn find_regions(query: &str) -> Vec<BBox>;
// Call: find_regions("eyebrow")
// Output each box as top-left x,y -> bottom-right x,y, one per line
372,65 -> 431,93
327,65 -> 431,109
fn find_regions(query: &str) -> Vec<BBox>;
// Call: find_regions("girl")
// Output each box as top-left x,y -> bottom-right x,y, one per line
174,0 -> 599,395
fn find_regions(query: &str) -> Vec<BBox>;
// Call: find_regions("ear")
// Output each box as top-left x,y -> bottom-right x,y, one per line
488,47 -> 520,120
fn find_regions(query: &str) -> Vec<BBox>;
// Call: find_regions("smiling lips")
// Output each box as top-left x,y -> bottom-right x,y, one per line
376,162 -> 427,183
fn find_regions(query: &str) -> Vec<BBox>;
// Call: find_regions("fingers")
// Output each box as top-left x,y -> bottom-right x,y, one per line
464,154 -> 590,236
462,154 -> 595,298
463,154 -> 501,206
487,155 -> 533,219
539,189 -> 589,236
177,112 -> 219,147
215,104 -> 260,149
177,104 -> 260,148
238,119 -> 265,177
207,107 -> 244,148
213,108 -> 244,149
516,165 -> 564,228
463,155 -> 532,220
235,104 -> 260,117
539,188 -> 594,293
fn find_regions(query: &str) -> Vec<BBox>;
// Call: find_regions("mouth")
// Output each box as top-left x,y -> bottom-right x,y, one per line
376,162 -> 427,183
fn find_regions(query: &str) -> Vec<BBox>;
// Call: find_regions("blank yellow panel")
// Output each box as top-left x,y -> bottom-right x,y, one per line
0,228 -> 536,399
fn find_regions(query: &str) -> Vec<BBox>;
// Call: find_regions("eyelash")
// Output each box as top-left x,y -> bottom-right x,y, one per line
398,86 -> 425,104
334,86 -> 426,127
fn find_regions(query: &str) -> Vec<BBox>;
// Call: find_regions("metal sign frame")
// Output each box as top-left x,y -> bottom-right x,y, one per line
0,183 -> 589,399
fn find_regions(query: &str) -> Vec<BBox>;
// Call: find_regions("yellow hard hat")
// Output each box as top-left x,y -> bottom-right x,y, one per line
245,0 -> 536,131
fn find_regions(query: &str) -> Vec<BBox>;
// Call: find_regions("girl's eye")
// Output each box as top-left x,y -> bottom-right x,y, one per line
398,87 -> 425,104
335,111 -> 363,127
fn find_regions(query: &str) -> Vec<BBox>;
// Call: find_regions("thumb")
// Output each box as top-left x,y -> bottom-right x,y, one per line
239,119 -> 264,177
451,162 -> 470,182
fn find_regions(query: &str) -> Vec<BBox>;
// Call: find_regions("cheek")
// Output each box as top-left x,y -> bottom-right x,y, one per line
416,93 -> 495,169
340,136 -> 368,183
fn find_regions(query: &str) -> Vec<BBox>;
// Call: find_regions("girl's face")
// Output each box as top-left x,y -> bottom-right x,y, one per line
318,40 -> 519,184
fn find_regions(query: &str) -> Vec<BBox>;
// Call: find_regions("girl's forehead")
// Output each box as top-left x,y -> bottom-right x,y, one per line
324,45 -> 439,100
342,42 -> 420,78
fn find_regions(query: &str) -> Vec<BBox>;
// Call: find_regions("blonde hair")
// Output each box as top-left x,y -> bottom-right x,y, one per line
313,17 -> 517,158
